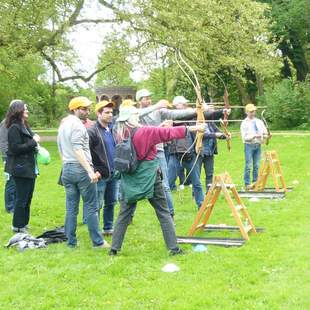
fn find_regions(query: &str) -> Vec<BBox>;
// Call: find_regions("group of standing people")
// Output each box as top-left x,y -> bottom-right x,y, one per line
0,91 -> 268,256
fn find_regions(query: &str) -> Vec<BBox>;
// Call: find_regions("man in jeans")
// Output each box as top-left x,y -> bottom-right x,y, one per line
57,96 -> 108,248
167,96 -> 205,208
88,100 -> 117,236
240,103 -> 268,189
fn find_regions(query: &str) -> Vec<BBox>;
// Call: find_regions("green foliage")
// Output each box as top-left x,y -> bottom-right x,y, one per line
119,0 -> 282,81
262,0 -> 310,81
0,51 -> 45,119
1,136 -> 310,308
96,37 -> 136,87
260,79 -> 310,129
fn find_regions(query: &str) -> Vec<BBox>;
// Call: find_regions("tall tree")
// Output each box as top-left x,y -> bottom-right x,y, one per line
261,0 -> 310,81
101,0 -> 282,103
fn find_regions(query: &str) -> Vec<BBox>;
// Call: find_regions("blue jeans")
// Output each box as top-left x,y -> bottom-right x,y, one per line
97,177 -> 117,231
197,155 -> 214,192
244,143 -> 261,186
62,163 -> 103,247
5,174 -> 16,213
156,151 -> 174,216
168,154 -> 204,208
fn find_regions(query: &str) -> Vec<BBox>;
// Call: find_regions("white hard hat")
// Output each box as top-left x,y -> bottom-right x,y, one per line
173,96 -> 189,105
116,106 -> 139,122
136,89 -> 152,101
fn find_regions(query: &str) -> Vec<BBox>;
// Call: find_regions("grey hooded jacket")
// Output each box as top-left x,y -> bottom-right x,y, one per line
0,119 -> 8,160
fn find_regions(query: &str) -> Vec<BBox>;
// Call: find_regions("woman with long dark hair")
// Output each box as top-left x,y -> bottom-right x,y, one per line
5,100 -> 40,233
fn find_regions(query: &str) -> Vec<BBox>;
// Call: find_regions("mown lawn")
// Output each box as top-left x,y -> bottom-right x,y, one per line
0,134 -> 309,309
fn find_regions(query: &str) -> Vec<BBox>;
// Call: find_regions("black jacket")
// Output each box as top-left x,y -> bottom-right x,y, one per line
87,121 -> 113,179
7,123 -> 38,178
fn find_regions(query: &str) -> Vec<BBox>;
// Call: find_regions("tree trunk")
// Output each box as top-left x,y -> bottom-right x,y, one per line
279,31 -> 309,81
234,77 -> 250,105
256,73 -> 264,97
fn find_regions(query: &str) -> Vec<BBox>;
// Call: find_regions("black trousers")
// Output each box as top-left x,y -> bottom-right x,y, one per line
112,172 -> 178,251
12,177 -> 36,228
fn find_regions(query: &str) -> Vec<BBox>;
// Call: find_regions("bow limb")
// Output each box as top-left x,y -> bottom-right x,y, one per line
194,85 -> 205,154
221,88 -> 231,151
175,50 -> 205,155
261,109 -> 271,145
220,118 -> 231,151
217,75 -> 231,151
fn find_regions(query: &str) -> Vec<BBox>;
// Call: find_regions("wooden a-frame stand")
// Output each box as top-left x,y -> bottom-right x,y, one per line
189,172 -> 257,241
253,150 -> 287,192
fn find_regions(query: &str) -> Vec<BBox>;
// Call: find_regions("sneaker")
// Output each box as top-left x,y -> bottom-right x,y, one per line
109,249 -> 118,256
94,241 -> 111,249
11,226 -> 28,233
103,229 -> 114,237
170,247 -> 184,256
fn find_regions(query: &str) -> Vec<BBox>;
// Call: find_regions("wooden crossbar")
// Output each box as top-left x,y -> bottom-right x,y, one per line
188,172 -> 257,241
253,151 -> 287,192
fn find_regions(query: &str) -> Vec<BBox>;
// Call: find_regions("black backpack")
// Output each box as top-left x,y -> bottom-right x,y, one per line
114,128 -> 139,174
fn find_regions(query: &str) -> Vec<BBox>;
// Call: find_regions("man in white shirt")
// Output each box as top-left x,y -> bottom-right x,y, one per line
240,103 -> 268,189
57,97 -> 108,249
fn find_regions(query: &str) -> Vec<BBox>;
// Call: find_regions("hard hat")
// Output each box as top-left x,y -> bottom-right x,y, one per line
245,103 -> 257,112
172,96 -> 189,105
119,99 -> 137,110
95,100 -> 115,113
136,89 -> 152,102
116,106 -> 139,122
68,97 -> 92,111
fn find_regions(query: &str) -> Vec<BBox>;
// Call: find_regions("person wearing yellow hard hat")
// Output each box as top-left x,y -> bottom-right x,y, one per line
57,96 -> 108,248
241,103 -> 268,189
67,96 -> 94,129
88,100 -> 118,237
119,99 -> 137,110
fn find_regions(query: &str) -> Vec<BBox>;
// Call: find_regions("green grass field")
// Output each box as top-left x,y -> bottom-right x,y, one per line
0,134 -> 309,309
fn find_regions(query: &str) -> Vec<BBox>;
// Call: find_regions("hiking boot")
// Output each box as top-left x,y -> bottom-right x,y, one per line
109,249 -> 118,256
169,247 -> 184,256
102,229 -> 114,237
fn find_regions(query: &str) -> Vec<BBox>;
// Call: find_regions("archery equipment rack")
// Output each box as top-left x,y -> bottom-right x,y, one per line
178,172 -> 260,247
238,150 -> 292,199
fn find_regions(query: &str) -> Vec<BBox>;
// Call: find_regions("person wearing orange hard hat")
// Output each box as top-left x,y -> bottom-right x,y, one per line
57,96 -> 108,249
241,103 -> 268,189
88,100 -> 118,237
